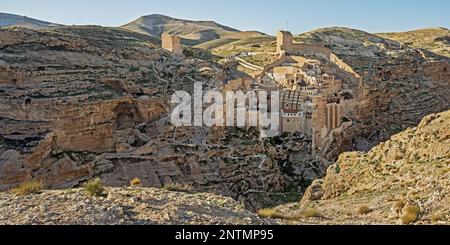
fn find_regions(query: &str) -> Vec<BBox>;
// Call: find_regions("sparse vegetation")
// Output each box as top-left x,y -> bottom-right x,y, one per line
163,183 -> 193,193
401,204 -> 420,224
10,180 -> 44,196
300,208 -> 322,218
83,178 -> 106,197
431,212 -> 444,223
335,164 -> 341,174
394,199 -> 407,211
257,207 -> 322,220
257,208 -> 286,219
356,205 -> 372,215
271,185 -> 302,203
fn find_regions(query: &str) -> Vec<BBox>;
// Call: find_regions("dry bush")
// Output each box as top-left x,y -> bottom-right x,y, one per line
356,205 -> 372,215
431,212 -> 444,223
401,204 -> 420,224
10,180 -> 44,196
257,208 -> 286,219
301,208 -> 322,218
257,208 -> 322,220
130,178 -> 142,187
393,199 -> 406,212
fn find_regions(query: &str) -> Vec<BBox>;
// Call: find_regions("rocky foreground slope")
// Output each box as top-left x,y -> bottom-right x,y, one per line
0,187 -> 265,225
267,110 -> 450,225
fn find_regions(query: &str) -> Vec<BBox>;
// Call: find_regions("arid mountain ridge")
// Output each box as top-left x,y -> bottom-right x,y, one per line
1,12 -> 448,56
0,12 -> 61,30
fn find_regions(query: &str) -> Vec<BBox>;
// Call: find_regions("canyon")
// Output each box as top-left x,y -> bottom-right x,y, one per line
0,14 -> 449,223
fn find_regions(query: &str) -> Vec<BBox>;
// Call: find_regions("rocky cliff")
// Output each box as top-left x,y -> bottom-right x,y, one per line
294,27 -> 450,156
0,26 -> 291,210
266,110 -> 450,225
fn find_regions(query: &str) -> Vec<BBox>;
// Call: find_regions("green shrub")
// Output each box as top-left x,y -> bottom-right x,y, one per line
335,164 -> 341,174
83,178 -> 106,197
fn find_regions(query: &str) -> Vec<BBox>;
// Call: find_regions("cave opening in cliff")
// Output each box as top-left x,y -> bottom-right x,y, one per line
115,112 -> 135,130
113,102 -> 140,130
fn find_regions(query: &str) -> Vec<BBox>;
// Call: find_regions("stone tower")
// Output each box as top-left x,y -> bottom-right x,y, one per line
277,30 -> 294,54
161,33 -> 182,55
311,95 -> 327,153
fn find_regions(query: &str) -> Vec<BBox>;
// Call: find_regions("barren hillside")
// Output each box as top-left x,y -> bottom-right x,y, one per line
121,14 -> 241,45
377,28 -> 450,58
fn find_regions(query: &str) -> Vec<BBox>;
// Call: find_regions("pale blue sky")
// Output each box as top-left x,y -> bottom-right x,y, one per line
1,0 -> 449,34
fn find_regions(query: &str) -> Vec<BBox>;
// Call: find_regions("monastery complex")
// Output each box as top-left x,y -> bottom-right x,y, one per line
161,31 -> 366,154
223,31 -> 365,154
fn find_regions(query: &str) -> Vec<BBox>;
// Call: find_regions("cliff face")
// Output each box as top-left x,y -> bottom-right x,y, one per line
0,26 -> 290,210
0,26 -> 208,186
296,28 -> 450,157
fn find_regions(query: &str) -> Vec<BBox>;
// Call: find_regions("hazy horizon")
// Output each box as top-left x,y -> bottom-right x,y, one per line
1,0 -> 449,34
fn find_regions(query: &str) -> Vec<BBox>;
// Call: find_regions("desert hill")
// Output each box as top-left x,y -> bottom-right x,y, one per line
121,14 -> 245,46
0,12 -> 61,30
